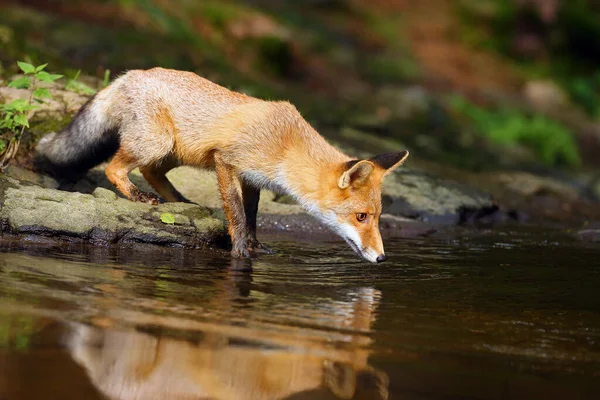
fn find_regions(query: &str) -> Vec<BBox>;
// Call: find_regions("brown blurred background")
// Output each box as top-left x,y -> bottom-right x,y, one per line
2,0 -> 600,172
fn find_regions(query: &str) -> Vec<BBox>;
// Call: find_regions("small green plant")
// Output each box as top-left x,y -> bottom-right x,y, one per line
0,61 -> 62,170
102,69 -> 111,88
160,213 -> 176,225
451,96 -> 582,167
66,70 -> 97,96
565,73 -> 600,119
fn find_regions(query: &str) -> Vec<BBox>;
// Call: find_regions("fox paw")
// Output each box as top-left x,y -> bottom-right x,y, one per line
249,241 -> 275,255
231,244 -> 251,259
133,191 -> 161,205
250,243 -> 276,254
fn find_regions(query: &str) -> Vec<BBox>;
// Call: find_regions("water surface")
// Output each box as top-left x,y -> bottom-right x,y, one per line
1,228 -> 600,399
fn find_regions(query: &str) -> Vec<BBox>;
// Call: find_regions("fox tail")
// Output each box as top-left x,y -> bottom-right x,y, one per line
35,87 -> 121,181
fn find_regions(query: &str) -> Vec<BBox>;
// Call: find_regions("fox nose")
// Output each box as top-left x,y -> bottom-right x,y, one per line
376,254 -> 387,263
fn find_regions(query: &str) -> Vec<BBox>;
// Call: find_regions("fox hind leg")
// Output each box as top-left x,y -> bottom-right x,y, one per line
242,183 -> 274,254
105,148 -> 161,205
108,119 -> 177,205
140,158 -> 190,203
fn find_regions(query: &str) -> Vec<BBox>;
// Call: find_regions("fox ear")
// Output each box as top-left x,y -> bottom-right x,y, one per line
369,150 -> 409,177
338,160 -> 374,189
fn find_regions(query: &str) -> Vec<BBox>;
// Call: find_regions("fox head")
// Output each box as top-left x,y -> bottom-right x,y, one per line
314,151 -> 409,263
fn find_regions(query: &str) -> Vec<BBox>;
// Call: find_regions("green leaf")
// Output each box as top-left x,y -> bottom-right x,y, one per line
0,139 -> 6,153
33,87 -> 51,99
36,71 -> 63,83
67,80 -> 97,95
7,77 -> 31,89
103,69 -> 111,88
66,70 -> 96,95
160,213 -> 176,225
3,99 -> 29,112
35,71 -> 51,82
17,61 -> 35,74
14,114 -> 29,128
34,63 -> 48,73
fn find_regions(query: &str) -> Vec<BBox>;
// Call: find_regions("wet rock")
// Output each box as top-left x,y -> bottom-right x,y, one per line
0,173 -> 227,248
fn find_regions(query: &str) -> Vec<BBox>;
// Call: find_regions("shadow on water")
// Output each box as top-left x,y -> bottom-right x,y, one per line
1,227 -> 600,399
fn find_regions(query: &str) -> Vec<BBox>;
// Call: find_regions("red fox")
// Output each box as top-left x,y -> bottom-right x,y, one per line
36,68 -> 409,262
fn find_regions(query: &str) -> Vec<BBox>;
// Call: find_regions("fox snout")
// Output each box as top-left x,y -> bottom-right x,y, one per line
353,245 -> 387,264
337,223 -> 386,263
359,247 -> 387,264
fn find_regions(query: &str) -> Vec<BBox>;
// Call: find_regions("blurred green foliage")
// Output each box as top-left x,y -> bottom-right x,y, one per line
361,12 -> 420,83
458,0 -> 600,118
564,73 -> 600,119
0,0 -> 596,171
451,96 -> 581,167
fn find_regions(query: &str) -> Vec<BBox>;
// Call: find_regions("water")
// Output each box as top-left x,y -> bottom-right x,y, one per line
1,228 -> 600,399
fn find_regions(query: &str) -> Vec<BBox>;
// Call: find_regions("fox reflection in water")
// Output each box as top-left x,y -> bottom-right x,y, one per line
65,261 -> 389,400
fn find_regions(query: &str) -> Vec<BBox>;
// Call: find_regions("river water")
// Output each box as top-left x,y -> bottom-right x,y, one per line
1,227 -> 599,399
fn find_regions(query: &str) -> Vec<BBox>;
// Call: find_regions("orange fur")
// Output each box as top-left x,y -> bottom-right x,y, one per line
105,148 -> 139,200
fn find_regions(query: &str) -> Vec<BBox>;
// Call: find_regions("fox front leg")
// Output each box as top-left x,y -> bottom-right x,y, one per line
242,183 -> 274,254
215,153 -> 250,258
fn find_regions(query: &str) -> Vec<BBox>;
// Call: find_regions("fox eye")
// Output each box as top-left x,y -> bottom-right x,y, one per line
356,213 -> 367,222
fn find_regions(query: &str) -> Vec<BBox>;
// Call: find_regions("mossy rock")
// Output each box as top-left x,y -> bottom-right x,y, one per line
0,173 -> 228,248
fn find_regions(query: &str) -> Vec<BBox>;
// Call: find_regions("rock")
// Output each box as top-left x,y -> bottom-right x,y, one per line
577,229 -> 600,242
227,13 -> 290,40
383,169 -> 496,224
375,85 -> 430,120
523,80 -> 568,113
0,157 -> 498,251
379,214 -> 438,238
92,187 -> 118,201
0,173 -> 227,248
85,164 -> 496,226
4,165 -> 58,188
337,126 -> 408,154
272,193 -> 297,205
494,172 -> 580,201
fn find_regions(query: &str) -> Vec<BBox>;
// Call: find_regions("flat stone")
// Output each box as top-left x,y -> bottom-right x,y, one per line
0,173 -> 227,248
